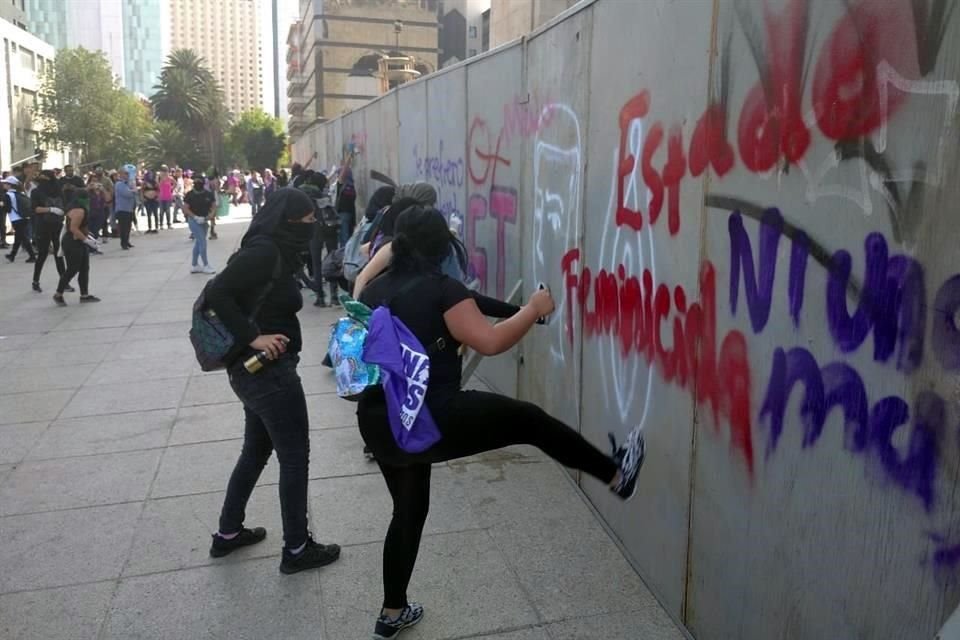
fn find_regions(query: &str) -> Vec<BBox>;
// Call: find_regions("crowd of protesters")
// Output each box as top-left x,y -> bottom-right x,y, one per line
0,161 -> 296,305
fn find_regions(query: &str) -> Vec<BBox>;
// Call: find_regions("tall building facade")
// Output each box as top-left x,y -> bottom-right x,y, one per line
169,0 -> 264,118
24,0 -> 163,96
122,0 -> 165,96
1,0 -> 27,30
438,0 -> 489,68
288,0 -> 439,143
0,17 -> 68,168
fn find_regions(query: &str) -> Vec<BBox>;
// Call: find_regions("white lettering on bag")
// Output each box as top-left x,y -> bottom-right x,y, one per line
400,343 -> 430,430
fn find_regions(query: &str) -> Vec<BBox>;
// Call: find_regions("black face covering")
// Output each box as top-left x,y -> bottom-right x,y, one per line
241,187 -> 316,269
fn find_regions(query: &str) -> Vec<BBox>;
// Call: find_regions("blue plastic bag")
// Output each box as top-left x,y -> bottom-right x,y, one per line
327,297 -> 380,400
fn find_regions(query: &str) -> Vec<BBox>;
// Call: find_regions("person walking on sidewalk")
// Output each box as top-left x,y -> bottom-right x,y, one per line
247,170 -> 265,217
114,169 -> 136,250
30,170 -> 67,292
85,177 -> 109,243
92,165 -> 114,240
52,189 -> 100,306
158,166 -> 175,229
183,175 -> 216,274
142,171 -> 161,233
2,176 -> 35,263
205,187 -> 341,574
356,206 -> 646,639
172,167 -> 185,223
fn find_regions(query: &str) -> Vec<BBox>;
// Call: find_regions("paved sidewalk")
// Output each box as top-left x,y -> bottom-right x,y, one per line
0,210 -> 684,640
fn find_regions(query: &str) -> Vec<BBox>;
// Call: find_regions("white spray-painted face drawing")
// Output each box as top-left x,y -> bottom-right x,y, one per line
532,103 -> 583,369
597,118 -> 656,428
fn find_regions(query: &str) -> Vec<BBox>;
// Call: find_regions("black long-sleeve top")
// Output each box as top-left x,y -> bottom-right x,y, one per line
205,238 -> 304,359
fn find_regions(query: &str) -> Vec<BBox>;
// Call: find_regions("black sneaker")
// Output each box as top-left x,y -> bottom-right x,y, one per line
4,254 -> 12,263
24,256 -> 36,263
32,281 -> 41,293
209,527 -> 267,558
79,295 -> 101,303
608,427 -> 646,501
279,536 -> 341,574
372,603 -> 424,639
64,285 -> 75,293
52,294 -> 67,307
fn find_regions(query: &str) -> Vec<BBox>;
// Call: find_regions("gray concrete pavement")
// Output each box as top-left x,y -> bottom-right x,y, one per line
0,209 -> 684,639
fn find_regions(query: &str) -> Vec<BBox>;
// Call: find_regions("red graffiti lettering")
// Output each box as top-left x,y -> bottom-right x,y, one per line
561,253 -> 754,475
689,104 -> 735,178
812,1 -> 920,140
466,194 -> 488,293
489,186 -> 518,299
737,0 -> 811,172
615,92 -> 650,231
467,116 -> 511,186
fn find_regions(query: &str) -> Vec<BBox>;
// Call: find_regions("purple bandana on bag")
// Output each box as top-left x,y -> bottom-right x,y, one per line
362,306 -> 442,453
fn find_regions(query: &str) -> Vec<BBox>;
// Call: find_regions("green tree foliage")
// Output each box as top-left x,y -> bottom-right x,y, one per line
36,47 -> 150,167
143,120 -> 204,169
151,49 -> 229,167
227,109 -> 287,171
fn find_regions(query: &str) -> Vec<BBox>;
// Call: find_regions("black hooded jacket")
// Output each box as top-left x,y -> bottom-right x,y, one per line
205,188 -> 316,358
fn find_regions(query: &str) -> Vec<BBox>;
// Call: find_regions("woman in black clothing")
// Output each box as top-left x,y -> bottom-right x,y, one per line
30,170 -> 66,293
205,188 -> 341,574
141,173 -> 160,233
53,190 -> 100,306
357,207 -> 646,640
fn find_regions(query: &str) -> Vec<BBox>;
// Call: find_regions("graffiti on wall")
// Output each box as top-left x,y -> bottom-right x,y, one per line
412,141 -> 465,224
466,92 -> 558,298
532,103 -> 583,370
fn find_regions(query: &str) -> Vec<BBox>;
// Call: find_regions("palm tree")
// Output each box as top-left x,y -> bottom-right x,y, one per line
150,49 -> 230,166
143,120 -> 200,167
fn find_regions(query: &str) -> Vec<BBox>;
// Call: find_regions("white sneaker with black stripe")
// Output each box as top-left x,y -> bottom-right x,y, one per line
609,426 -> 646,500
372,602 -> 424,639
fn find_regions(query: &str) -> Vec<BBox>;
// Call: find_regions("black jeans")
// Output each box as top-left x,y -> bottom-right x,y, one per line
309,229 -> 338,301
32,216 -> 65,284
357,388 -> 618,608
0,207 -> 7,246
116,211 -> 133,248
8,219 -> 34,259
58,236 -> 89,295
145,199 -> 160,229
219,355 -> 311,550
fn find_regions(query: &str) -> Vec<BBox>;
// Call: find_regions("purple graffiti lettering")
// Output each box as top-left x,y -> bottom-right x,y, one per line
788,229 -> 809,328
412,141 -> 465,189
728,209 -> 782,333
933,541 -> 960,569
759,347 -> 824,455
827,233 -> 926,372
761,347 -> 945,510
868,391 -> 943,511
821,362 -> 870,453
729,208 -> 808,332
933,274 -> 960,370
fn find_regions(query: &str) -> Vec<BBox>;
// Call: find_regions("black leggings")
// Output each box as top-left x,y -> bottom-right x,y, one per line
33,217 -> 65,284
58,237 -> 89,295
357,389 -> 617,608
